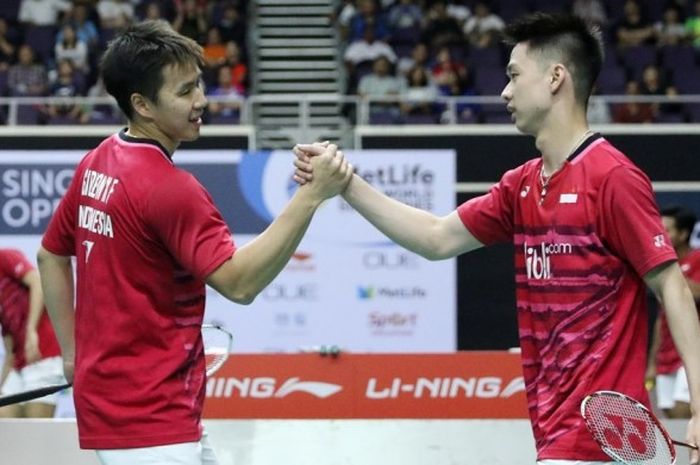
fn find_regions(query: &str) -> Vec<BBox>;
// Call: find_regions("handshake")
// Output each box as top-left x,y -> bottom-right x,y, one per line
291,141 -> 354,201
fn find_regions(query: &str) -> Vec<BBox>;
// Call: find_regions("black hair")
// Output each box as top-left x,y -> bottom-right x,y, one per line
100,20 -> 204,119
502,13 -> 604,107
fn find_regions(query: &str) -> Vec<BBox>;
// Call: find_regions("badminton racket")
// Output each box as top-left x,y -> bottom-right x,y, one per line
580,390 -> 697,465
0,323 -> 233,407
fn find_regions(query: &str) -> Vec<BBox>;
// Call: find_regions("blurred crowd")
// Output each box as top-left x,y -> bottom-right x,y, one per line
337,0 -> 700,124
0,0 -> 247,125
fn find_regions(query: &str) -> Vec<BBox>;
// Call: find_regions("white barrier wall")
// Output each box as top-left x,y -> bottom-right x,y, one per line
0,419 -> 693,465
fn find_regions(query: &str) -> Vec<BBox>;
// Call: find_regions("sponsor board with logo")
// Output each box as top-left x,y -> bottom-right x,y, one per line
0,149 -> 455,355
203,352 -> 527,419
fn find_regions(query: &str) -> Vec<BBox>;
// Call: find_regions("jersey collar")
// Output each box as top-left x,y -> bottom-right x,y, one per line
118,128 -> 172,160
567,132 -> 602,162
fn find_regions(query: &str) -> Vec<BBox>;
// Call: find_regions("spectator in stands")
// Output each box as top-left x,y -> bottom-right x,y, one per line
387,0 -> 422,40
397,41 -> 428,77
142,2 -> 164,21
96,0 -> 135,31
349,0 -> 388,42
613,80 -> 655,123
615,0 -> 656,48
358,55 -> 406,121
422,0 -> 464,49
173,0 -> 207,43
587,87 -> 612,124
446,0 -> 472,28
222,40 -> 247,94
400,65 -> 438,117
203,26 -> 227,68
344,27 -> 397,67
640,64 -> 683,118
206,65 -> 243,123
655,4 -> 688,46
8,44 -> 47,97
60,4 -> 99,51
431,46 -> 467,88
19,0 -> 71,27
0,18 -> 16,71
686,0 -> 700,47
334,0 -> 357,41
80,76 -> 120,124
437,68 -> 479,124
44,58 -> 85,124
214,3 -> 245,48
572,0 -> 608,27
463,1 -> 505,49
54,23 -> 89,74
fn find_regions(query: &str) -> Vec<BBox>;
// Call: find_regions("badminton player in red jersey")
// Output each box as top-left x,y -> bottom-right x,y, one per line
646,206 -> 700,419
294,13 -> 700,465
37,20 -> 352,465
0,248 -> 63,418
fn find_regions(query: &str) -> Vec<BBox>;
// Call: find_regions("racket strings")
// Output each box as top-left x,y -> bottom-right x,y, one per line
202,324 -> 233,377
584,394 -> 673,465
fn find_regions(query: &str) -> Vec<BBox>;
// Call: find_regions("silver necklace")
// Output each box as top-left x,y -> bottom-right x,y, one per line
539,130 -> 593,205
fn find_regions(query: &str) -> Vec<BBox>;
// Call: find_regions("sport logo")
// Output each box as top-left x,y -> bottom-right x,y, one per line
524,242 -> 573,279
207,377 -> 342,399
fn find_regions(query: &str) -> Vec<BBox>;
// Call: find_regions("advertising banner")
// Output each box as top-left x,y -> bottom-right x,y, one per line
0,149 -> 456,353
203,352 -> 528,419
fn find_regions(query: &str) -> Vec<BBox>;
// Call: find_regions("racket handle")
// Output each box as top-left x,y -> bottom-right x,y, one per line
672,439 -> 699,450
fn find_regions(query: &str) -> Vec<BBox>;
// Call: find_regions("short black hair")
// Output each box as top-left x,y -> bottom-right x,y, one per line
100,20 -> 204,119
502,13 -> 604,107
661,205 -> 698,244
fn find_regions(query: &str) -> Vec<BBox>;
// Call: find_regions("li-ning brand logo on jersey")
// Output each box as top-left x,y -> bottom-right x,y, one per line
524,242 -> 573,279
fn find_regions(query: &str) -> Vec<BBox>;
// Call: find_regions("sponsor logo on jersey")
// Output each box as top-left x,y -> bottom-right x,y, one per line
524,242 -> 573,279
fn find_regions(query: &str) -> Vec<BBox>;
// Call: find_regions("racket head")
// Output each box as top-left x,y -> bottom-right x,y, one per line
201,323 -> 233,377
580,390 -> 676,465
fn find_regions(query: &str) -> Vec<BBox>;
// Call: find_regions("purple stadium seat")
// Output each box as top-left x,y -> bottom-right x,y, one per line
659,45 -> 696,70
494,0 -> 529,22
474,67 -> 507,96
208,113 -> 240,124
638,0 -> 666,22
596,66 -> 627,95
656,112 -> 685,123
403,113 -> 438,124
0,70 -> 7,96
24,26 -> 57,64
369,110 -> 400,125
686,104 -> 700,123
482,111 -> 512,124
619,45 -> 657,79
0,0 -> 20,20
466,47 -> 503,69
16,105 -> 40,125
531,0 -> 571,13
671,68 -> 700,94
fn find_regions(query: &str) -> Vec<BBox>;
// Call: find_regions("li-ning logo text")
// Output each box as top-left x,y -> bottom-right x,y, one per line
524,242 -> 573,279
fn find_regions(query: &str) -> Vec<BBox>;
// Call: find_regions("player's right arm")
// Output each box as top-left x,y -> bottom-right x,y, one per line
342,172 -> 483,259
36,247 -> 75,383
293,143 -> 484,260
207,145 -> 353,304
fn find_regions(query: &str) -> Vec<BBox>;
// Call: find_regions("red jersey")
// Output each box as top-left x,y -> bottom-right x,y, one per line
42,131 -> 236,449
458,134 -> 676,461
0,249 -> 61,370
655,249 -> 700,374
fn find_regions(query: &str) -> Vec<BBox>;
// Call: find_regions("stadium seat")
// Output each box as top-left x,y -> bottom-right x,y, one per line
596,66 -> 627,95
474,67 -> 507,96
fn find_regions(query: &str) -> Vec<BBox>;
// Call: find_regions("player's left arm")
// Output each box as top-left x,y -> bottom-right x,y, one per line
645,262 -> 700,456
36,247 -> 75,383
20,268 -> 44,364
